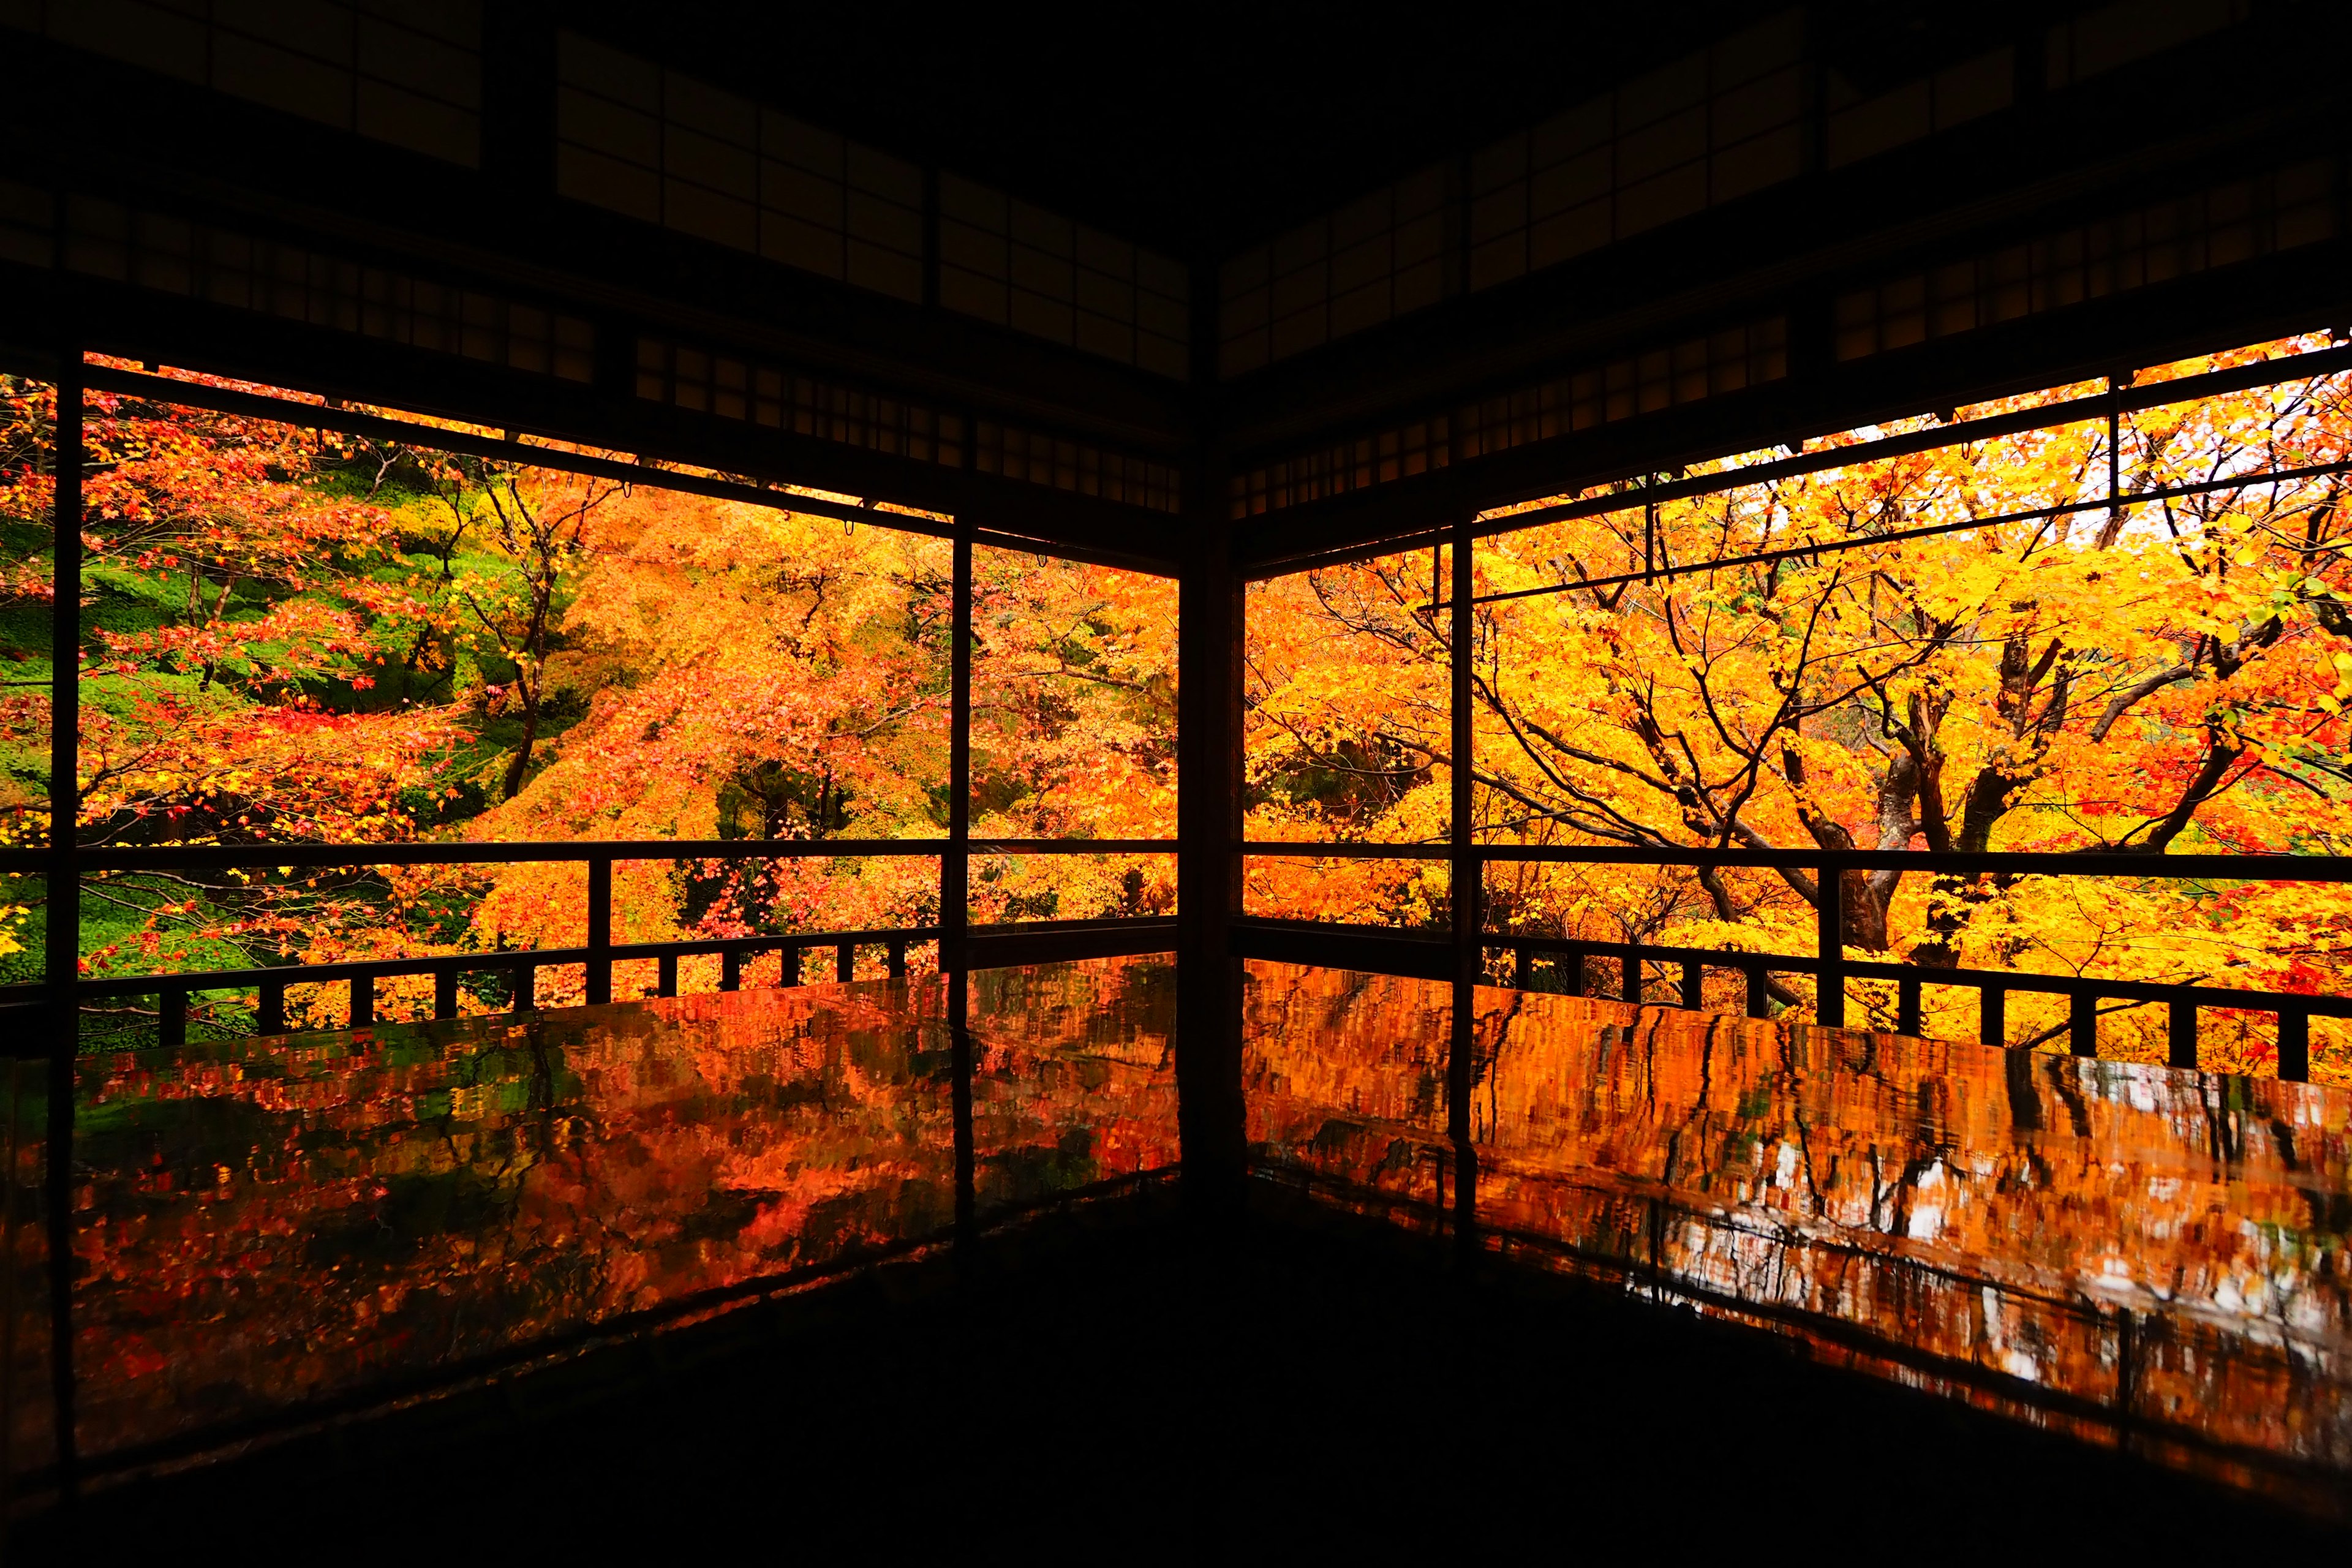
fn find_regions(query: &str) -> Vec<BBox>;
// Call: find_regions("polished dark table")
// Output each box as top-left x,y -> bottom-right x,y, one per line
13,956 -> 2347,1517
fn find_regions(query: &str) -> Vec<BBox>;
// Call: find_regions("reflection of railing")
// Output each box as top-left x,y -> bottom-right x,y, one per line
1237,842 -> 2352,1080
0,837 -> 1178,1050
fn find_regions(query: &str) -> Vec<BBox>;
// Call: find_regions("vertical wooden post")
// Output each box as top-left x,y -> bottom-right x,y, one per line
1450,528 -> 1475,960
2069,992 -> 2098,1057
1175,420 -> 1246,1212
942,525 -> 974,1276
2279,1009 -> 2310,1083
1898,975 -> 1922,1036
46,347 -> 84,1498
2168,1000 -> 2197,1071
585,854 -> 612,1005
1980,986 -> 2007,1047
1679,959 -> 1702,1011
1447,524 -> 1479,1253
943,531 -> 971,976
2108,374 -> 2124,527
1815,865 -> 1844,1027
434,967 -> 459,1019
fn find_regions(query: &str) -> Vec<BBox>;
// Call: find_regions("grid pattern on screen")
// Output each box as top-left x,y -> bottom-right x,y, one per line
2046,0 -> 2251,88
17,185 -> 594,382
635,337 -> 1182,514
1455,319 -> 1787,458
1229,317 -> 1787,519
1465,11 -> 1805,297
1217,167 -> 1448,379
938,175 -> 1189,380
1229,415 -> 1453,520
556,29 -> 925,304
1823,48 -> 2013,170
1212,3 -> 2268,382
636,337 -> 962,467
1,0 -> 483,167
972,422 -> 1183,513
1834,159 -> 2340,363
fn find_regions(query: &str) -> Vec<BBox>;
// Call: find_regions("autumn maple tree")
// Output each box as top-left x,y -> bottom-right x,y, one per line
0,365 -> 1178,1031
1246,336 -> 2352,1074
8,333 -> 2346,1074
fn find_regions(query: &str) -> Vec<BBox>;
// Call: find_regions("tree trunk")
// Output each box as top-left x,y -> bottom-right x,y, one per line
501,695 -> 540,801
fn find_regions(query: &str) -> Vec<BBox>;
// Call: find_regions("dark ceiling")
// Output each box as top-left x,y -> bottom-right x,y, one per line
556,1 -> 1807,260
556,2 -> 2082,262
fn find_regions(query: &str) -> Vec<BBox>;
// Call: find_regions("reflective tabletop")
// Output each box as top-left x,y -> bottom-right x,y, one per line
7,954 -> 2346,1512
1246,963 -> 2352,1504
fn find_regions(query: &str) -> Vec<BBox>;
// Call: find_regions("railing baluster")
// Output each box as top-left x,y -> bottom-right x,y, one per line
2168,1000 -> 2197,1071
2069,992 -> 2098,1057
2280,1008 -> 2310,1083
29,838 -> 2345,1065
48,897 -> 2340,1063
1816,865 -> 1845,1028
586,855 -> 612,1006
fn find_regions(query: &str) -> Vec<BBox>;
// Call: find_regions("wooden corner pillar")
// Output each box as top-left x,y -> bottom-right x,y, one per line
1175,388 -> 1246,1210
1175,499 -> 1245,1210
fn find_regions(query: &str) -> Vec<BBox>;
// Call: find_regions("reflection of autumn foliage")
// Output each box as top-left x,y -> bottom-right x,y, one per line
65,984 -> 951,1460
1244,961 -> 2352,1493
44,957 -> 1176,1463
1244,965 -> 1450,1210
0,1062 -> 54,1480
967,957 -> 1179,1212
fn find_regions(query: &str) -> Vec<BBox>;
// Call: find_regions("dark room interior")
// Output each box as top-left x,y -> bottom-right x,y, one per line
1,0 -> 2350,1551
